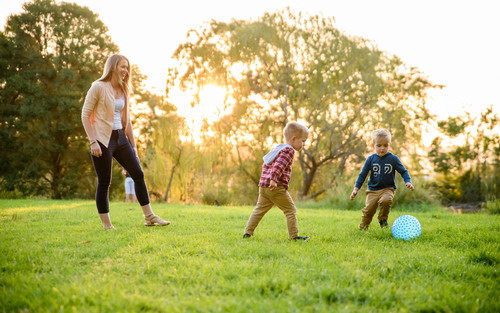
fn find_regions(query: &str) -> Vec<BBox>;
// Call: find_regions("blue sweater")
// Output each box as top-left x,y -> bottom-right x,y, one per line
354,152 -> 411,191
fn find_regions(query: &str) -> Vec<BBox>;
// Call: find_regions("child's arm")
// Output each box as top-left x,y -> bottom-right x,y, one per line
350,157 -> 371,200
350,187 -> 360,200
394,156 -> 414,191
269,179 -> 278,190
405,182 -> 414,191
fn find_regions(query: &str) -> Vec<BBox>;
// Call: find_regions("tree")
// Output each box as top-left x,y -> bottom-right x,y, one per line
143,104 -> 193,203
0,0 -> 117,198
166,8 -> 437,199
429,106 -> 499,203
129,64 -> 164,150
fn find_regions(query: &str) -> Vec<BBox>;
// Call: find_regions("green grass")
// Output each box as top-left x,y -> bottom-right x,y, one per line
0,199 -> 499,313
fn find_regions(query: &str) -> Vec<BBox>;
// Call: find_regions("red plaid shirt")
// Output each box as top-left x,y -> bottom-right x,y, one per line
259,147 -> 295,189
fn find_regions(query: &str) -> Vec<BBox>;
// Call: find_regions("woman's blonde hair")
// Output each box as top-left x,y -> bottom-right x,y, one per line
98,54 -> 132,95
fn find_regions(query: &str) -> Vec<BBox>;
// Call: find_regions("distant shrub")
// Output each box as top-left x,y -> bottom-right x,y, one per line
201,187 -> 231,206
308,175 -> 440,211
308,177 -> 364,210
485,199 -> 500,215
392,176 -> 441,210
0,189 -> 24,199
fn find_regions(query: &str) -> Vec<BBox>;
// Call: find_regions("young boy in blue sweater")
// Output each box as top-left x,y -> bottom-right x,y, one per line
350,129 -> 414,229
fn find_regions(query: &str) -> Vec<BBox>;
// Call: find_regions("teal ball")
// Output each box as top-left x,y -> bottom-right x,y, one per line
392,215 -> 421,240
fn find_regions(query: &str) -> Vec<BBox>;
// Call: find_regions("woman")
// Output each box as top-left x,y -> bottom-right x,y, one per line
81,54 -> 170,230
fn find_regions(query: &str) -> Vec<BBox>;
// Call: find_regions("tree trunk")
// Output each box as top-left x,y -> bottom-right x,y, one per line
300,165 -> 317,198
236,146 -> 260,186
164,148 -> 182,202
164,164 -> 176,203
51,153 -> 63,199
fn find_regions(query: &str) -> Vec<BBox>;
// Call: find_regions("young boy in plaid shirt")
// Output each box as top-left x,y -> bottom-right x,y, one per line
243,122 -> 310,240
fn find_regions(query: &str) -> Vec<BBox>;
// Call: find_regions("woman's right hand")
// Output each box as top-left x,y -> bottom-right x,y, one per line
90,141 -> 102,157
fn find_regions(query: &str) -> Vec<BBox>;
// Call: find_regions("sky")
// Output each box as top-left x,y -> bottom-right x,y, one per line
1,0 -> 499,123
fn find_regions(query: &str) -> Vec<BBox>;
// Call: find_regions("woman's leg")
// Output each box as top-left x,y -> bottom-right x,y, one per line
114,137 -> 170,226
99,213 -> 114,230
114,142 -> 150,206
91,141 -> 115,228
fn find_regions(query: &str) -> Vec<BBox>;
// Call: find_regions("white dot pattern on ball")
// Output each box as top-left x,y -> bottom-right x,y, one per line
391,215 -> 421,240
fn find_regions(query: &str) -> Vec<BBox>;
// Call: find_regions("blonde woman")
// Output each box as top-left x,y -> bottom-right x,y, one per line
81,54 -> 170,230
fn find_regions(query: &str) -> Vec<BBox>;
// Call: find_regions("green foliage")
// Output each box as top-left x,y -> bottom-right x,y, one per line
0,189 -> 24,199
485,199 -> 500,215
1,199 -> 499,312
129,64 -> 170,150
0,0 -> 118,198
201,185 -> 232,205
303,173 -> 365,211
437,116 -> 468,137
391,176 -> 441,210
143,112 -> 196,203
307,174 -> 439,212
429,106 -> 500,203
165,8 -> 438,202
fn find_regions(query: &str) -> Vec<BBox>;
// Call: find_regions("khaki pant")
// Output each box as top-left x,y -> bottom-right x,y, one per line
245,186 -> 299,239
359,188 -> 395,230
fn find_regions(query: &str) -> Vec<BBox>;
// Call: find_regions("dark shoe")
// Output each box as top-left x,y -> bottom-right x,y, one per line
242,233 -> 252,238
292,236 -> 310,241
379,220 -> 389,228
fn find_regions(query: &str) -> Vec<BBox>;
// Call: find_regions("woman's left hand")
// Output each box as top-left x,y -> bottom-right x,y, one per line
133,147 -> 139,160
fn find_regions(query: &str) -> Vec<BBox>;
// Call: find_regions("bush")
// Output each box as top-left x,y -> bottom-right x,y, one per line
201,187 -> 231,206
310,175 -> 440,211
485,199 -> 500,215
315,178 -> 365,210
392,176 -> 441,210
0,188 -> 24,199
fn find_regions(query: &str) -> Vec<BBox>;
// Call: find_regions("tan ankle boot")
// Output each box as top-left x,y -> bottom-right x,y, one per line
144,215 -> 171,226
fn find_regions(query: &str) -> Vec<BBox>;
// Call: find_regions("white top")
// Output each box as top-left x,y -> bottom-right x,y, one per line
113,97 -> 124,130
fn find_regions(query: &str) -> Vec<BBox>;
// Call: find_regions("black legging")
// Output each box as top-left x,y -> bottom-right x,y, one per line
91,129 -> 150,213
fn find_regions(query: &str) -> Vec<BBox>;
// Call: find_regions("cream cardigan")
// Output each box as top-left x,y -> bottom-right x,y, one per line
81,81 -> 130,148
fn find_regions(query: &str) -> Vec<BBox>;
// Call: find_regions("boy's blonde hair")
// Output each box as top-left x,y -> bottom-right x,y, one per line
372,129 -> 392,143
284,122 -> 308,141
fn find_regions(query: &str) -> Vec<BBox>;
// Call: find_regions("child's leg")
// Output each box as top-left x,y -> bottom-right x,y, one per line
272,187 -> 299,239
377,188 -> 395,222
125,178 -> 134,202
244,188 -> 274,235
128,178 -> 136,202
359,190 -> 382,229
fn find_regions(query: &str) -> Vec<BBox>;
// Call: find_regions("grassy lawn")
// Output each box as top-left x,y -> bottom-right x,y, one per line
0,199 -> 499,313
